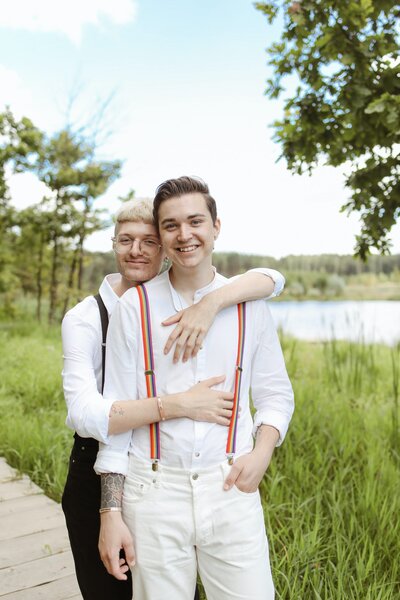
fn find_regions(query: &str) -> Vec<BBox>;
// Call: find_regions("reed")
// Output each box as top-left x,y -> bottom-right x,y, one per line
0,322 -> 398,598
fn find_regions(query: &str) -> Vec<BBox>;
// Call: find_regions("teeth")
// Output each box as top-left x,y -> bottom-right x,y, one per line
178,246 -> 198,252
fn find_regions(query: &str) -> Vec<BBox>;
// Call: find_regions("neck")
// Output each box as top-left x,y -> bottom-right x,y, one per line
112,276 -> 137,297
169,261 -> 214,304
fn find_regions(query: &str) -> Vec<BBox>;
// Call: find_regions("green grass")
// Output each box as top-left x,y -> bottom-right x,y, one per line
0,319 -> 399,599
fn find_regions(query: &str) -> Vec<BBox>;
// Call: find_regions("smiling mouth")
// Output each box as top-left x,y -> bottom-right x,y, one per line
125,260 -> 149,264
176,245 -> 200,253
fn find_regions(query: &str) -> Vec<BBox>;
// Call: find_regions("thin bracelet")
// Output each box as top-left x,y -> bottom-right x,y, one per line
157,396 -> 166,421
99,506 -> 122,514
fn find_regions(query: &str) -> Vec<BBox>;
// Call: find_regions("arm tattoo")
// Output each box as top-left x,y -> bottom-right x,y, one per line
110,403 -> 125,418
100,473 -> 125,509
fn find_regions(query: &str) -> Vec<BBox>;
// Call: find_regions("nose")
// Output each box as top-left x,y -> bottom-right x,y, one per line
177,224 -> 192,242
128,239 -> 143,256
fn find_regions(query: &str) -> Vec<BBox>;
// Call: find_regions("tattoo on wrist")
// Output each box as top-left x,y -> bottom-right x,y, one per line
100,473 -> 125,509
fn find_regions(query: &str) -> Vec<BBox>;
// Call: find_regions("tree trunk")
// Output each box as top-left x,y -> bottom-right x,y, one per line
36,231 -> 44,322
62,244 -> 79,316
48,231 -> 59,324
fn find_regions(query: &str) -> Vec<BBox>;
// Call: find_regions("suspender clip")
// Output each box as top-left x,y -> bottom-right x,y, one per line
152,460 -> 159,472
145,369 -> 155,376
235,365 -> 243,372
227,454 -> 234,466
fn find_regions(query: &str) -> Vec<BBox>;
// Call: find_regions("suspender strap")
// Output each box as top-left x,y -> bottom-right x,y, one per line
226,302 -> 247,464
94,293 -> 109,394
136,284 -> 161,467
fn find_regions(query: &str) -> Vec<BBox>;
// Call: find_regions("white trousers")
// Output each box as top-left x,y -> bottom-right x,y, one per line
122,455 -> 275,600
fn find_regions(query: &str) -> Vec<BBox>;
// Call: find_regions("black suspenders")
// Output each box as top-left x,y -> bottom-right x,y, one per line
94,294 -> 109,394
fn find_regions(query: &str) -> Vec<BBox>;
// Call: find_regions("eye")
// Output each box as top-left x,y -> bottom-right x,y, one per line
191,219 -> 202,226
164,223 -> 177,231
117,237 -> 132,245
143,239 -> 158,248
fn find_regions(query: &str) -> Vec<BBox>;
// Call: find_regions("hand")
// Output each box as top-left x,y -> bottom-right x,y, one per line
223,449 -> 272,493
99,512 -> 135,580
162,295 -> 219,363
183,375 -> 235,426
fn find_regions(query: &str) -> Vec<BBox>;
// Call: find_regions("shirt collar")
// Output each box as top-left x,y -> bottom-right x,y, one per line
165,267 -> 226,310
99,273 -> 120,315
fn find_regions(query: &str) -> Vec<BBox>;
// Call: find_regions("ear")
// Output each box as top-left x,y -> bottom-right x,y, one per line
213,218 -> 221,240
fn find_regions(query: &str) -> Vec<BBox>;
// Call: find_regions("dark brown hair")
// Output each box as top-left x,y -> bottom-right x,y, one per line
153,176 -> 217,226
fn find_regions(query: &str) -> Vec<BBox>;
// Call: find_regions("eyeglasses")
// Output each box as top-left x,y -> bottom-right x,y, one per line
112,236 -> 162,257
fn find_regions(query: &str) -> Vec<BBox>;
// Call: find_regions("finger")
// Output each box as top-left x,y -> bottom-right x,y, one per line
162,311 -> 183,326
224,465 -> 242,490
107,552 -> 128,580
182,331 -> 199,362
221,390 -> 234,400
200,374 -> 226,387
190,336 -> 204,358
173,333 -> 190,363
163,324 -> 183,355
216,416 -> 231,427
124,539 -> 136,567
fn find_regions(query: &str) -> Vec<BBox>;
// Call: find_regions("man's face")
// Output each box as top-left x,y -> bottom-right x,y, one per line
114,221 -> 163,284
158,193 -> 220,270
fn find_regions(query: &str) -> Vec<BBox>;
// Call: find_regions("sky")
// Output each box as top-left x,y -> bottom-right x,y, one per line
1,0 -> 399,258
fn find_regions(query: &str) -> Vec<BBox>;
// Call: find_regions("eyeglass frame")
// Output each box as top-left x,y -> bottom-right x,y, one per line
111,235 -> 162,257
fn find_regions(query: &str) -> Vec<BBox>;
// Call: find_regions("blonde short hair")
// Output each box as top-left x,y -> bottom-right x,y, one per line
114,198 -> 154,234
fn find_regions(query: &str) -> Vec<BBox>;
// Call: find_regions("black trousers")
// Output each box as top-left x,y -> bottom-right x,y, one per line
62,435 -> 133,600
62,435 -> 201,600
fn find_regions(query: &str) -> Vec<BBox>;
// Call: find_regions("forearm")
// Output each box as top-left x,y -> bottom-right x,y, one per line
100,472 -> 125,509
108,393 -> 186,435
203,272 -> 276,314
253,424 -> 280,461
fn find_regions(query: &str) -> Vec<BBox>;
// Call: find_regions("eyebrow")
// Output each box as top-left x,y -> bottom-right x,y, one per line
160,213 -> 207,226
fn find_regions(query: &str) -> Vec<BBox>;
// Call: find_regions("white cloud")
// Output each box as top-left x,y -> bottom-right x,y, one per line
0,65 -> 33,119
0,0 -> 137,44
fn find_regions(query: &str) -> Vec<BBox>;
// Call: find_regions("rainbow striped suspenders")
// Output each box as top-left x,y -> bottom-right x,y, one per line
226,302 -> 246,465
136,284 -> 160,470
136,283 -> 247,468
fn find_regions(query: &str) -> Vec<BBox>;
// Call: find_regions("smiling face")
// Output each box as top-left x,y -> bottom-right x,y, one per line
158,193 -> 220,272
114,221 -> 164,287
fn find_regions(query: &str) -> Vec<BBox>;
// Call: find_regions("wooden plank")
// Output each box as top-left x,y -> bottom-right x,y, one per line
0,493 -> 54,518
0,459 -> 18,482
0,477 -> 42,501
0,504 -> 65,542
0,526 -> 71,569
0,551 -> 76,596
1,574 -> 82,599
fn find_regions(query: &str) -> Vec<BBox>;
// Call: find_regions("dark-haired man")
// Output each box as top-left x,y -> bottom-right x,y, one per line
95,179 -> 294,599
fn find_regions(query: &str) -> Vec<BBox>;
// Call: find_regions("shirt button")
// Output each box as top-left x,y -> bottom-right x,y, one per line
192,473 -> 199,480
81,446 -> 85,451
194,452 -> 200,458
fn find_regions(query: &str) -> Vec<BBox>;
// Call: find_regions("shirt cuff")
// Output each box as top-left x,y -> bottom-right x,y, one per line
94,445 -> 130,476
252,409 -> 291,447
66,396 -> 115,445
248,268 -> 285,298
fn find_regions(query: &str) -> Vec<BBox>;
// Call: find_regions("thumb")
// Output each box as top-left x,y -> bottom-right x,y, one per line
162,311 -> 183,326
223,464 -> 241,491
124,538 -> 136,567
201,374 -> 226,388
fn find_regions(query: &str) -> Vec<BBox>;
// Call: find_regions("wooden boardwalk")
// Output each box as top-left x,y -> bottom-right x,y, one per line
0,457 -> 82,599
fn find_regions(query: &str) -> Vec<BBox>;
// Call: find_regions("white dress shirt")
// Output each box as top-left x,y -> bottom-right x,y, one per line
95,270 -> 294,476
62,269 -> 285,445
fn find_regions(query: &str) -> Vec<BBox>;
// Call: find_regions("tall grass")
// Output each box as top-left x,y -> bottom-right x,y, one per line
0,320 -> 399,598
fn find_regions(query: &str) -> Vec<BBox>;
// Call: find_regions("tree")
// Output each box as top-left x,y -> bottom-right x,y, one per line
255,0 -> 400,258
35,129 -> 121,322
0,109 -> 42,312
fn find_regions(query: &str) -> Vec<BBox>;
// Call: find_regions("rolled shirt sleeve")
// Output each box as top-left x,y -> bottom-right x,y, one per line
62,311 -> 115,444
94,292 -> 140,476
248,268 -> 285,298
250,301 -> 294,445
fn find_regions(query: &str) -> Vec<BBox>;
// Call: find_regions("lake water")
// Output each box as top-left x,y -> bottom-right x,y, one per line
269,301 -> 400,346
